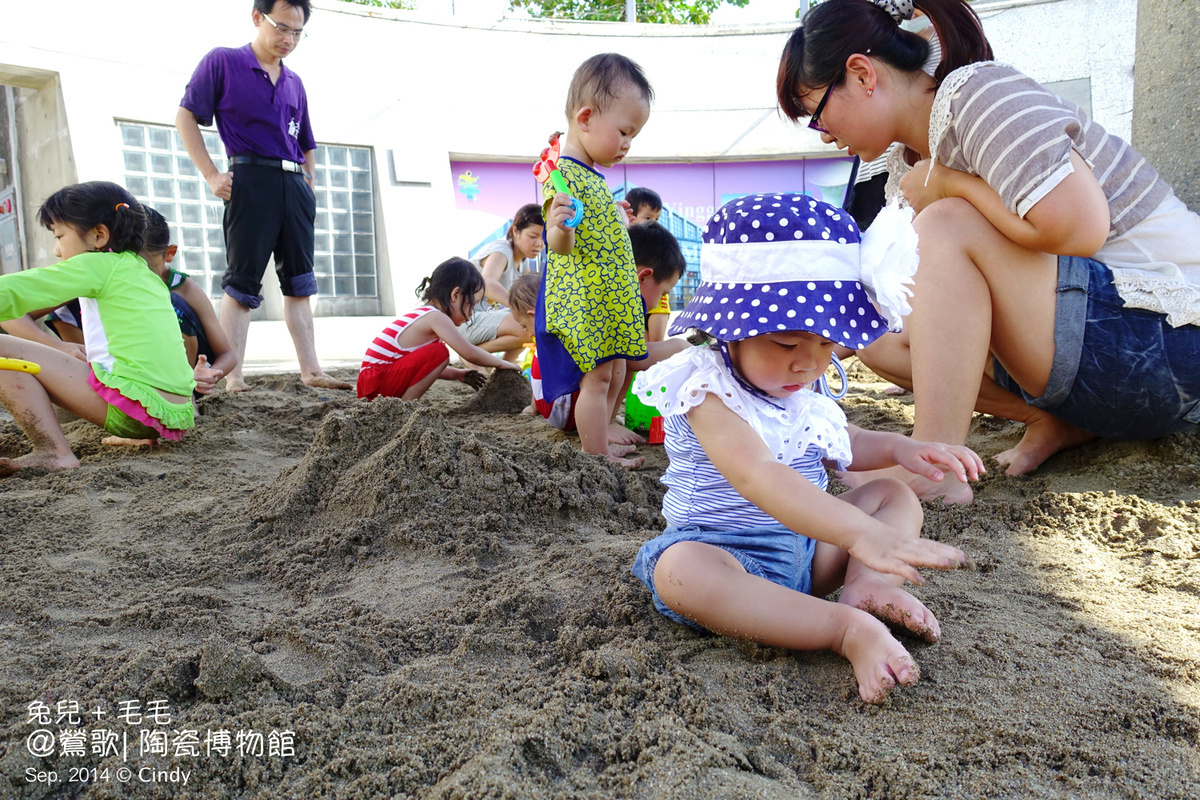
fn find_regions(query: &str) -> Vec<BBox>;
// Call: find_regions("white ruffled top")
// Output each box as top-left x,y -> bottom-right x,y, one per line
638,346 -> 851,465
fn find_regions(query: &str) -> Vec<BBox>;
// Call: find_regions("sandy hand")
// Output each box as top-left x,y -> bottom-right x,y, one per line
461,370 -> 488,391
193,355 -> 224,396
849,527 -> 973,585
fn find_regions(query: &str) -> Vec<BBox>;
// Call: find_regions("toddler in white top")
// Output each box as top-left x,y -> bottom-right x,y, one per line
631,194 -> 981,704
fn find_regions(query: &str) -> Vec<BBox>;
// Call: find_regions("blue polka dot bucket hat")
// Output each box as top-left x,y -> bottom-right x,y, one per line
669,194 -> 919,349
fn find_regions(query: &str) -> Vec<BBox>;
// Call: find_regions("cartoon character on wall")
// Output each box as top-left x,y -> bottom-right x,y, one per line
457,170 -> 480,202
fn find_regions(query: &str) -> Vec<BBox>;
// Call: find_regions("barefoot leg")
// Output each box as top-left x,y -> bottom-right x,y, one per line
826,479 -> 945,642
654,540 -> 921,703
994,407 -> 1096,475
0,339 -> 111,473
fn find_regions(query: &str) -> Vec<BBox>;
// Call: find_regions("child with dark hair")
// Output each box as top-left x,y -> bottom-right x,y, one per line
461,203 -> 545,361
539,52 -> 654,468
139,207 -> 237,396
356,258 -> 520,401
0,182 -> 196,474
625,186 -> 663,224
628,221 -> 685,344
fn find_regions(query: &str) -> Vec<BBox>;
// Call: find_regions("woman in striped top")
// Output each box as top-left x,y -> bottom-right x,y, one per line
630,195 -> 980,704
778,0 -> 1200,504
355,258 -> 520,401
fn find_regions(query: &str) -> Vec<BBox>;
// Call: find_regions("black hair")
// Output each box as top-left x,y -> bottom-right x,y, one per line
506,204 -> 544,245
416,257 -> 485,316
565,53 -> 654,118
141,206 -> 172,254
628,222 -> 685,283
626,187 -> 662,215
38,181 -> 146,255
254,0 -> 311,24
777,0 -> 992,121
507,272 -> 541,318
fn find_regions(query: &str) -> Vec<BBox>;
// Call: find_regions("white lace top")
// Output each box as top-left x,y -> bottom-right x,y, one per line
633,346 -> 852,531
889,61 -> 1200,326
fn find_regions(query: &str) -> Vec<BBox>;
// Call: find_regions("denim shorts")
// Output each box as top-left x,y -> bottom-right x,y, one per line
631,524 -> 817,630
992,255 -> 1200,440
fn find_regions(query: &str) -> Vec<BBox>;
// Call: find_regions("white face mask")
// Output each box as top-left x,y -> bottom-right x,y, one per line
899,15 -> 932,34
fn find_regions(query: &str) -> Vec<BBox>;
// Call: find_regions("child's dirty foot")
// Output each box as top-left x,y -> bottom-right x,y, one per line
840,575 -> 941,643
839,612 -> 921,704
521,403 -> 535,415
101,436 -> 158,447
995,412 -> 1095,476
605,452 -> 645,469
607,442 -> 637,458
302,373 -> 352,390
838,465 -> 973,505
608,421 -> 646,446
0,451 -> 81,477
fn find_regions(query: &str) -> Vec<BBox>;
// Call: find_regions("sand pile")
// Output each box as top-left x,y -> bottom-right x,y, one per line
0,367 -> 1197,799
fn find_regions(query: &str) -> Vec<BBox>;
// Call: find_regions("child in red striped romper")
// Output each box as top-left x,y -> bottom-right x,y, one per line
356,258 -> 520,401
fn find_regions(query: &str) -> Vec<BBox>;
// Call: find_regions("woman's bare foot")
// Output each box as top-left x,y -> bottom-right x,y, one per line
836,611 -> 921,704
224,378 -> 252,393
840,574 -> 941,643
838,465 -> 974,505
0,451 -> 81,477
608,422 -> 646,446
302,373 -> 352,390
994,411 -> 1096,476
101,436 -> 158,447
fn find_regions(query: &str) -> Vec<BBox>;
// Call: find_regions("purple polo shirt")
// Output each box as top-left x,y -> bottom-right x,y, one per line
180,44 -> 315,163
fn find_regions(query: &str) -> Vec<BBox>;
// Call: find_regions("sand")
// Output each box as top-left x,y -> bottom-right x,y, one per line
1,360 -> 1198,799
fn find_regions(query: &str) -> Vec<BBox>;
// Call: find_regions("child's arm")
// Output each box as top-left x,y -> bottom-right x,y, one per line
546,193 -> 578,256
424,312 -> 520,371
843,424 -> 984,484
0,311 -> 86,362
689,394 -> 969,584
901,149 -> 1109,256
176,278 -> 237,393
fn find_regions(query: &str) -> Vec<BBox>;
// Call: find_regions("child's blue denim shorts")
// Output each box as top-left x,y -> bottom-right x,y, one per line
631,524 -> 817,630
992,255 -> 1200,440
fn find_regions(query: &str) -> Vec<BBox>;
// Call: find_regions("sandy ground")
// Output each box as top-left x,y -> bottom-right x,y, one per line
1,360 -> 1198,799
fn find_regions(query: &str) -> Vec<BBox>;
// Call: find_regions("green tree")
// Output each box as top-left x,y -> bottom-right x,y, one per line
338,0 -> 416,10
508,0 -> 750,24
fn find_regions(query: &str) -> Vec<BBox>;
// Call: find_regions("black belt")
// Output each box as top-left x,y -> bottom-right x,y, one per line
229,155 -> 304,173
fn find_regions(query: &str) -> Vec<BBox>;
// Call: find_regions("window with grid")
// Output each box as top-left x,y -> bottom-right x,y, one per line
117,121 -> 378,299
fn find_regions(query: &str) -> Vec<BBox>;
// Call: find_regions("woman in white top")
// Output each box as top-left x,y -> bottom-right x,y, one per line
777,0 -> 1200,504
460,203 -> 544,362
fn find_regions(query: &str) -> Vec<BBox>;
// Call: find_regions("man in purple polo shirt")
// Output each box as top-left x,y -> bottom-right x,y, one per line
175,0 -> 349,392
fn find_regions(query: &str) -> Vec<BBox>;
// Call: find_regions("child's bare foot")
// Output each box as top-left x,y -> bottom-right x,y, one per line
994,411 -> 1095,476
838,465 -> 974,505
302,373 -> 352,390
837,612 -> 921,704
608,421 -> 646,446
605,452 -> 645,469
521,403 -> 535,415
0,451 -> 81,477
883,384 -> 908,396
101,436 -> 158,447
840,574 -> 941,643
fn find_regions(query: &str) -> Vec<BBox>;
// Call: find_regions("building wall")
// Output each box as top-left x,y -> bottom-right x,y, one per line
0,0 -> 1137,319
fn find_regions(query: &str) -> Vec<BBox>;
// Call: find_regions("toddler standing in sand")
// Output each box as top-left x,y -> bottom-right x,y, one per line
631,195 -> 981,703
537,53 -> 653,468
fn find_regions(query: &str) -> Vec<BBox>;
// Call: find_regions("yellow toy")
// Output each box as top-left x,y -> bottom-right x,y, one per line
0,357 -> 40,374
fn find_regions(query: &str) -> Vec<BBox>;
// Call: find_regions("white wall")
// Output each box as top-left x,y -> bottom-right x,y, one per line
0,0 -> 1136,315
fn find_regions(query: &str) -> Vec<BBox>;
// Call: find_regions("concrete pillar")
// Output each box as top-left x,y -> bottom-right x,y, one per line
1132,0 -> 1199,211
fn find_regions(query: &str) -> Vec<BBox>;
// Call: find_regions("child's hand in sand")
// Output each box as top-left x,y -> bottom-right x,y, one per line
461,370 -> 487,391
847,525 -> 973,586
193,354 -> 224,396
891,438 -> 985,484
